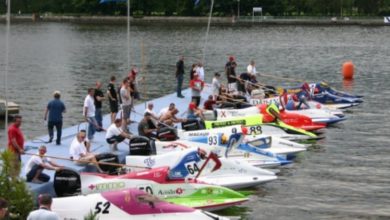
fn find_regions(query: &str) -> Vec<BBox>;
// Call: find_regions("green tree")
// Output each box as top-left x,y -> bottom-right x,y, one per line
0,150 -> 34,219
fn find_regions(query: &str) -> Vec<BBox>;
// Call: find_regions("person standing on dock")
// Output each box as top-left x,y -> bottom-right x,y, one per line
24,145 -> 63,184
120,78 -> 132,132
27,194 -> 60,220
189,73 -> 204,107
225,56 -> 238,92
212,72 -> 222,100
176,55 -> 185,98
94,81 -> 105,131
44,91 -> 66,145
196,62 -> 205,81
107,76 -> 118,124
247,60 -> 257,75
83,88 -> 98,140
7,115 -> 24,177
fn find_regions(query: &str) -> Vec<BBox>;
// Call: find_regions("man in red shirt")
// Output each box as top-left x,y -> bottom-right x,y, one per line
189,73 -> 204,107
7,115 -> 25,177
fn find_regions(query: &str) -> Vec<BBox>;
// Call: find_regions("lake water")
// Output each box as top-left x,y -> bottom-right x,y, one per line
1,22 -> 390,219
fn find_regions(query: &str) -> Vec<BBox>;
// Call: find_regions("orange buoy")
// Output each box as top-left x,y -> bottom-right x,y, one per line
342,61 -> 354,80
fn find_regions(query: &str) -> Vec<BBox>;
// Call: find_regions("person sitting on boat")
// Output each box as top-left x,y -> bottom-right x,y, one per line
24,145 -> 64,184
296,82 -> 312,109
203,95 -> 217,110
159,108 -> 186,126
106,119 -> 133,151
144,102 -> 159,127
138,112 -> 158,139
69,130 -> 104,173
188,101 -> 205,121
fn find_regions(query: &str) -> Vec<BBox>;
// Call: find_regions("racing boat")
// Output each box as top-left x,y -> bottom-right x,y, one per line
127,145 -> 278,189
53,161 -> 248,211
52,188 -> 230,220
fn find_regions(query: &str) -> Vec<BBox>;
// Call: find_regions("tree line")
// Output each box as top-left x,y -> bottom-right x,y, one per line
1,0 -> 389,17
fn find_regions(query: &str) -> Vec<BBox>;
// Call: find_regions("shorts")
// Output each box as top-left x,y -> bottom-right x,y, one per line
109,101 -> 118,113
122,105 -> 132,120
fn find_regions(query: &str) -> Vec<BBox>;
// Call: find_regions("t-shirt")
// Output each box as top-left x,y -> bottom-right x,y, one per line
24,154 -> 51,174
120,87 -> 132,106
105,123 -> 122,139
247,64 -> 257,75
69,137 -> 87,160
190,79 -> 204,97
83,95 -> 95,117
94,89 -> 104,109
212,77 -> 221,95
47,99 -> 65,122
203,100 -> 216,110
27,208 -> 60,220
138,119 -> 151,137
7,124 -> 24,153
107,82 -> 117,101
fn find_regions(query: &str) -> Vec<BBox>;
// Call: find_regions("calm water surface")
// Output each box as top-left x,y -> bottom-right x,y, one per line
0,22 -> 389,219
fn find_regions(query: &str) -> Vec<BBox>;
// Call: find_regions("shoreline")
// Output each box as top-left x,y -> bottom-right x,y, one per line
0,15 -> 388,26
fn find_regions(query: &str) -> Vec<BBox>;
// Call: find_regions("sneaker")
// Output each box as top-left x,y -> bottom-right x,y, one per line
48,138 -> 53,143
56,142 -> 61,145
178,95 -> 185,98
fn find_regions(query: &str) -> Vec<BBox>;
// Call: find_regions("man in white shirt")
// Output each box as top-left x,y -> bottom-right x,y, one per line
27,194 -> 60,220
247,60 -> 257,75
212,72 -> 222,100
196,62 -> 205,81
105,119 -> 132,151
25,145 -> 63,184
69,130 -> 103,173
83,88 -> 98,140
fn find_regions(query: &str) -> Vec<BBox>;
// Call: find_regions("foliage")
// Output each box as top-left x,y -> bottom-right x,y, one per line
0,0 -> 389,16
84,210 -> 99,220
0,150 -> 34,219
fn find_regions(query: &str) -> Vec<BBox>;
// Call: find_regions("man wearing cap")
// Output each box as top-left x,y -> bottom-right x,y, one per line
225,56 -> 238,92
44,91 -> 66,145
24,145 -> 63,184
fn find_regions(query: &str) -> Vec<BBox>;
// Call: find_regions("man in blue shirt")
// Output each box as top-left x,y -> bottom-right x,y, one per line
44,91 -> 66,145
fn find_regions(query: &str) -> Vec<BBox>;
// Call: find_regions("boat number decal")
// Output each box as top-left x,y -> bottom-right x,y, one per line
186,162 -> 200,175
249,126 -> 262,135
231,127 -> 238,134
220,111 -> 226,118
138,185 -> 154,195
208,135 -> 218,146
250,99 -> 262,105
95,201 -> 110,214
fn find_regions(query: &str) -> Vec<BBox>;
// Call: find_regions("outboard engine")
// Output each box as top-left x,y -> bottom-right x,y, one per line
157,127 -> 178,141
54,168 -> 81,197
181,120 -> 201,131
129,136 -> 154,155
95,153 -> 119,174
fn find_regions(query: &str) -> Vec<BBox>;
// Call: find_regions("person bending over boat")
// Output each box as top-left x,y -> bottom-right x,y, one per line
69,130 -> 104,173
106,119 -> 133,151
188,101 -> 205,121
203,95 -> 216,110
158,103 -> 175,119
24,145 -> 64,184
138,112 -> 158,139
296,82 -> 312,109
159,108 -> 186,126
